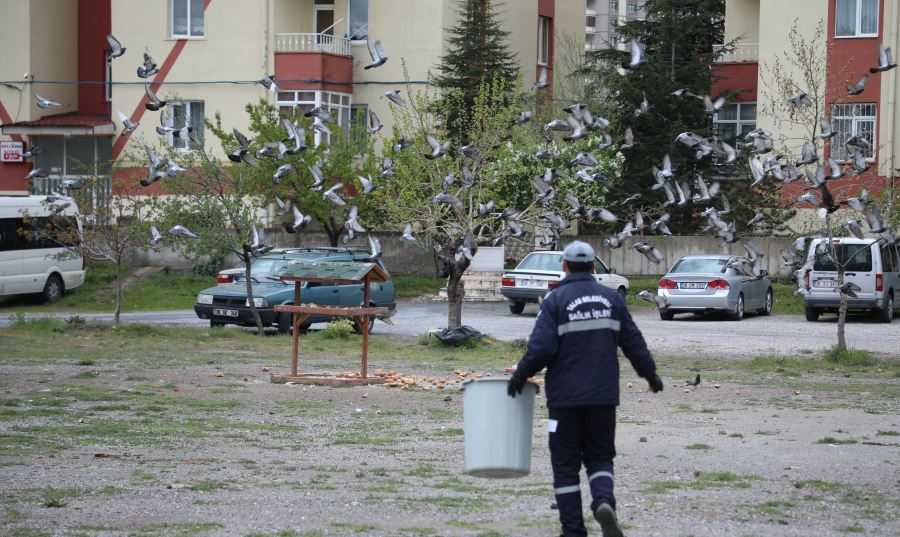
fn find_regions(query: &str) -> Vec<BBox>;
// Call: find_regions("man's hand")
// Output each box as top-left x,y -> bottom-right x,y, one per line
507,374 -> 526,398
648,374 -> 664,393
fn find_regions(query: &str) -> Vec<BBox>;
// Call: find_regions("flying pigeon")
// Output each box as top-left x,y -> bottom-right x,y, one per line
433,192 -> 463,207
357,174 -> 375,195
137,52 -> 159,78
118,111 -> 138,136
149,225 -> 164,247
323,182 -> 346,206
384,90 -> 405,107
746,210 -> 765,227
627,38 -> 644,69
847,74 -> 868,95
228,128 -> 252,163
533,65 -> 550,89
870,42 -> 896,73
368,233 -> 382,260
257,75 -> 280,94
367,110 -> 383,134
274,195 -> 290,217
34,94 -> 64,109
22,145 -> 45,159
513,111 -> 533,126
106,34 -> 126,59
25,168 -> 50,181
788,92 -> 812,107
272,164 -> 293,184
400,223 -> 417,242
816,116 -> 836,139
631,242 -> 664,264
424,134 -> 449,160
619,127 -> 635,150
168,225 -> 199,239
308,164 -> 325,191
843,219 -> 865,239
795,140 -> 817,166
288,205 -> 311,232
145,84 -> 166,111
839,281 -> 862,299
364,39 -> 388,69
637,290 -> 668,309
304,106 -> 334,124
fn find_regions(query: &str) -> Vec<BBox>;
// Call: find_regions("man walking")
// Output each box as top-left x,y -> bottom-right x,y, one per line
508,241 -> 663,537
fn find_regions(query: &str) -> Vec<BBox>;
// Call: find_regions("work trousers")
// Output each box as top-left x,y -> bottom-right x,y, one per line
548,405 -> 617,537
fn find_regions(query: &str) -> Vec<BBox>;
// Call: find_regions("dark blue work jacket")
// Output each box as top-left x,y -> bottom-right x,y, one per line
513,271 -> 656,408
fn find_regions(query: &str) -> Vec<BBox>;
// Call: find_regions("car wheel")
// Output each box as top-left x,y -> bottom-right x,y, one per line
729,294 -> 745,321
804,305 -> 819,322
276,312 -> 293,334
617,287 -> 627,301
508,302 -> 525,315
758,289 -> 773,316
41,274 -> 64,303
877,293 -> 894,323
353,316 -> 376,334
659,310 -> 675,321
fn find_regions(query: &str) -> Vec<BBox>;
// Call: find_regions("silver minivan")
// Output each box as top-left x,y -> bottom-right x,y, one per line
801,238 -> 899,323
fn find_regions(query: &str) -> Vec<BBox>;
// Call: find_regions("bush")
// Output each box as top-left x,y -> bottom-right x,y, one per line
65,315 -> 86,326
192,255 -> 225,277
317,319 -> 356,340
823,347 -> 875,366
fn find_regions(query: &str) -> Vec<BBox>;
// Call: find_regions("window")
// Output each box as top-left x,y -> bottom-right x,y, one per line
835,0 -> 878,37
29,136 -> 112,198
609,35 -> 620,48
831,103 -> 876,161
350,104 -> 368,154
714,102 -> 756,144
105,58 -> 112,102
537,16 -> 551,66
275,90 -> 351,145
881,245 -> 896,272
610,1 -> 619,13
168,101 -> 205,150
627,2 -> 637,15
594,257 -> 610,274
586,16 -> 597,28
172,0 -> 205,38
348,0 -> 368,41
813,244 -> 873,272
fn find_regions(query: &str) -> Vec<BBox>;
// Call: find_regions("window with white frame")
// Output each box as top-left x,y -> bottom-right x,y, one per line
348,0 -> 368,41
168,101 -> 205,150
714,102 -> 756,144
105,58 -> 112,102
586,16 -> 597,28
627,2 -> 637,15
835,0 -> 878,37
277,90 -> 317,117
172,0 -> 205,38
831,103 -> 876,160
610,1 -> 619,13
276,90 -> 351,145
538,16 -> 551,66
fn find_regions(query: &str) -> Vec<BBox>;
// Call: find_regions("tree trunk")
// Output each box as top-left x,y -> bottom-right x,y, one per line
446,258 -> 471,329
836,265 -> 847,351
113,259 -> 122,325
323,219 -> 341,247
242,249 -> 264,335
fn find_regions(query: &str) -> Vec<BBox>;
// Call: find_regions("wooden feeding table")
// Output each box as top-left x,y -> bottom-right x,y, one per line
271,260 -> 390,386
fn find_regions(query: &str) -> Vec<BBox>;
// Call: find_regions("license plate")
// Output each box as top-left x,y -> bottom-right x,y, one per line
213,308 -> 239,317
680,282 -> 707,289
815,279 -> 839,288
518,279 -> 546,288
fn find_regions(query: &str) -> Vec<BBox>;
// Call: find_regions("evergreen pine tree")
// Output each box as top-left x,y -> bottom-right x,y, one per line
434,0 -> 518,143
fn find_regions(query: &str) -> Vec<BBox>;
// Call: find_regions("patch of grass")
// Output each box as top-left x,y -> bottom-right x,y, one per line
433,476 -> 487,493
409,463 -> 440,478
686,443 -> 713,450
330,523 -> 378,533
817,437 -> 857,445
187,480 -> 227,492
644,472 -> 761,494
398,527 -> 437,536
393,276 -> 445,298
244,532 -> 301,537
824,347 -> 876,366
127,522 -> 222,536
876,430 -> 899,436
840,526 -> 865,533
746,500 -> 795,517
4,506 -> 26,522
403,495 -> 493,510
75,358 -> 96,366
275,399 -> 335,417
41,487 -> 80,508
9,530 -> 52,537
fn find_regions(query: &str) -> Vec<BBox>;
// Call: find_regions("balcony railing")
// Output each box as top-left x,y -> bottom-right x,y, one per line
275,33 -> 351,56
713,43 -> 758,63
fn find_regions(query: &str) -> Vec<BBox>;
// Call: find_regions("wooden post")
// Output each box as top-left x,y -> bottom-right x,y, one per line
290,280 -> 302,377
361,274 -> 371,380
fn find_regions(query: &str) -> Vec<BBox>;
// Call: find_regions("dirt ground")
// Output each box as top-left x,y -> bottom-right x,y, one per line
1,333 -> 898,537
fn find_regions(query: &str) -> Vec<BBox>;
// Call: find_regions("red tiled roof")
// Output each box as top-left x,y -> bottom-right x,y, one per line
3,112 -> 112,128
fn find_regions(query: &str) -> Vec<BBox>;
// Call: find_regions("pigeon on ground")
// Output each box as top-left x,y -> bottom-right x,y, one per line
685,374 -> 701,387
143,84 -> 167,111
364,39 -> 388,69
106,34 -> 126,59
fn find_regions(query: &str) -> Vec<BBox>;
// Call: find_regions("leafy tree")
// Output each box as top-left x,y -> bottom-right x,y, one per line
22,175 -> 151,324
584,0 -> 769,231
433,0 -> 519,143
379,75 -> 617,328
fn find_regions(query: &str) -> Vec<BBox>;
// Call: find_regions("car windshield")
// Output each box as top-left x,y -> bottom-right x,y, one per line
813,243 -> 873,272
670,258 -> 729,274
517,253 -> 563,271
248,258 -> 291,277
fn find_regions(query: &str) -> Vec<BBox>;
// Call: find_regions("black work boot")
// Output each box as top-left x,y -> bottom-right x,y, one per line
593,502 -> 624,537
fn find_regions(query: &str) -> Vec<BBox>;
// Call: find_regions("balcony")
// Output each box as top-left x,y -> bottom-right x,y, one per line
713,43 -> 759,63
275,33 -> 351,56
274,32 -> 353,93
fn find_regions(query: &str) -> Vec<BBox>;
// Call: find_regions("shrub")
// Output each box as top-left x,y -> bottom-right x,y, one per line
318,319 -> 356,340
65,315 -> 86,326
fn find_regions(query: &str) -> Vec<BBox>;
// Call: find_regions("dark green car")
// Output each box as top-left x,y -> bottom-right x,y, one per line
194,247 -> 396,333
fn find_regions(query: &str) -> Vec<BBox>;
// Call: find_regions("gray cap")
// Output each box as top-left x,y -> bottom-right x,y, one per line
562,240 -> 594,262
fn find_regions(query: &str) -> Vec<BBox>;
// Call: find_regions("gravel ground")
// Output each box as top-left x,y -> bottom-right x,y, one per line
1,344 -> 899,536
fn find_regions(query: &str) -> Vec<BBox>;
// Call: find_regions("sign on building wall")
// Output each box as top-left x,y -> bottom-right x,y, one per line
1,141 -> 24,162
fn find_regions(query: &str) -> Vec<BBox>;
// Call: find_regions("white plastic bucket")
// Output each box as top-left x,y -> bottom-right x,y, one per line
461,376 -> 539,478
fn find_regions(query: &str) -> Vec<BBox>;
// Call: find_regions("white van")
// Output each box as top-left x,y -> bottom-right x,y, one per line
0,195 -> 85,302
801,237 -> 899,323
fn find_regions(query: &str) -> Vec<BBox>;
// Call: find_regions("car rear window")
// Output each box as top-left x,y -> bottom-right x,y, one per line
250,258 -> 290,276
670,258 -> 729,273
813,244 -> 873,272
517,253 -> 563,271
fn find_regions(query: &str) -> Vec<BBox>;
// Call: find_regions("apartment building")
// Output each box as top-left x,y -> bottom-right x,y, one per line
0,0 -> 583,194
712,0 -> 900,204
585,0 -> 647,52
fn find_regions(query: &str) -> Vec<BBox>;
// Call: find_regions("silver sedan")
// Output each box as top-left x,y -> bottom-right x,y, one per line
656,255 -> 773,321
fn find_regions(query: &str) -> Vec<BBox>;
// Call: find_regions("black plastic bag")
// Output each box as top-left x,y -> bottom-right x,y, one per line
433,325 -> 483,347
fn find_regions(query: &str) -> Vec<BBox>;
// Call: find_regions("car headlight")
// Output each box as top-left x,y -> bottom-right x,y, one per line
245,297 -> 267,308
197,294 -> 213,305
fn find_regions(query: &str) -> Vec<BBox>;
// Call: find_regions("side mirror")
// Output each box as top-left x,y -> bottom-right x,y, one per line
759,269 -> 768,277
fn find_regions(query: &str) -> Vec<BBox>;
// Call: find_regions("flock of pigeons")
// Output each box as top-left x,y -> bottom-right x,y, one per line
19,32 -> 900,299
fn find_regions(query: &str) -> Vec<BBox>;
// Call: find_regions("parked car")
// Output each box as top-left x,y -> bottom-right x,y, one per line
800,237 -> 898,323
500,250 -> 630,314
656,254 -> 773,321
194,247 -> 396,332
0,195 -> 85,302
